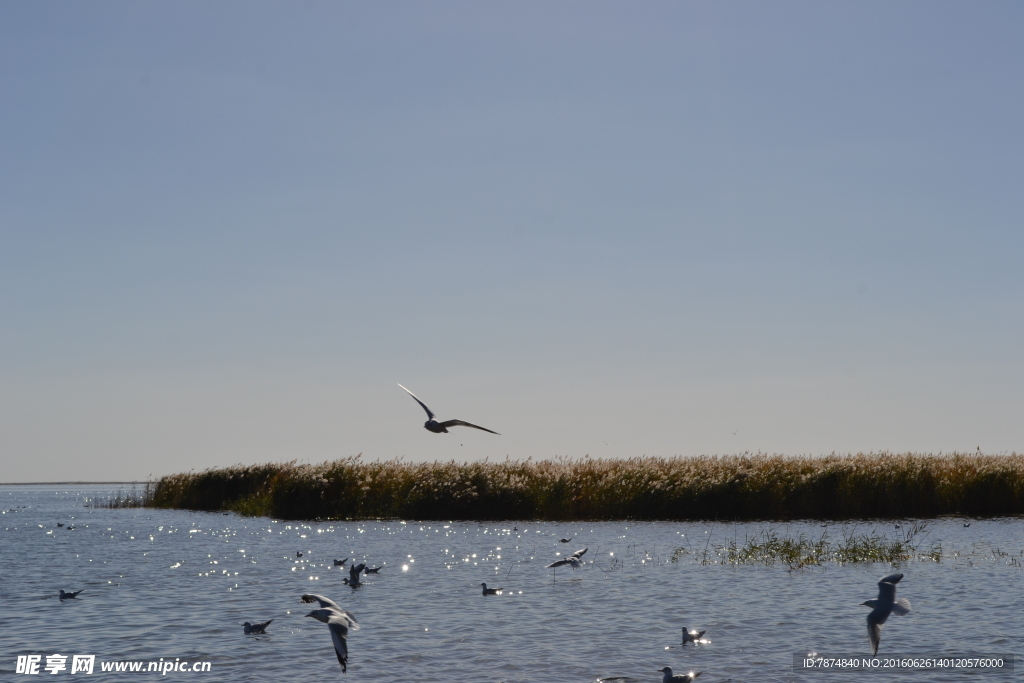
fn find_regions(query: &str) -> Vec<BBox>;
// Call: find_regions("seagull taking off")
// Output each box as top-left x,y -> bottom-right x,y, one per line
344,563 -> 366,587
681,626 -> 706,645
480,583 -> 501,595
59,590 -> 83,600
658,667 -> 701,682
398,384 -> 499,435
243,620 -> 272,634
301,594 -> 360,673
546,547 -> 588,569
861,572 -> 911,655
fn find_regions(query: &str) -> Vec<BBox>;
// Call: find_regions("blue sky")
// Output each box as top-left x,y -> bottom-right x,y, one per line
2,1 -> 1022,481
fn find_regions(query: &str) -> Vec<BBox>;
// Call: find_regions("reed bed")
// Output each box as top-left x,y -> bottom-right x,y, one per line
680,523 -> 940,568
145,452 -> 1024,521
85,484 -> 152,509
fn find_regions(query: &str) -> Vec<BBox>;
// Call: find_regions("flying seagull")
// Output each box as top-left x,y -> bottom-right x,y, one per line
243,620 -> 272,634
658,667 -> 701,682
58,590 -> 84,600
398,384 -> 499,435
861,572 -> 911,655
480,583 -> 502,595
546,547 -> 588,569
301,594 -> 360,673
681,626 -> 706,645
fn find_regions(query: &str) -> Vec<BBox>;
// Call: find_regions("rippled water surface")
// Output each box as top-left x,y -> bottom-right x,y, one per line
1,485 -> 1021,681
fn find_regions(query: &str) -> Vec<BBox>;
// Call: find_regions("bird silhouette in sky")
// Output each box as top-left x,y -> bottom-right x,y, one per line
398,384 -> 499,435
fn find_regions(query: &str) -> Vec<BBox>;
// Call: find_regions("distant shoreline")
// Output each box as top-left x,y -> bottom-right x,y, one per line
0,481 -> 143,485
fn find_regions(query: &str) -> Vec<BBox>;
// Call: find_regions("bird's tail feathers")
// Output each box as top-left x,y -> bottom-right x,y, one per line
892,598 -> 911,616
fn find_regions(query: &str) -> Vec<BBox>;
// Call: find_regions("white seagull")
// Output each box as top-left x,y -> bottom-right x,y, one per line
658,667 -> 702,682
681,626 -> 706,645
546,547 -> 588,569
301,594 -> 360,673
398,384 -> 499,435
243,619 -> 272,634
861,572 -> 911,655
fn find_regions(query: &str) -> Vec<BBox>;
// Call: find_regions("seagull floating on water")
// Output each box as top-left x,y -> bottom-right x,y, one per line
301,594 -> 360,673
243,620 -> 272,634
59,590 -> 83,600
658,667 -> 701,682
861,572 -> 911,655
681,626 -> 706,645
398,384 -> 500,435
480,583 -> 502,595
296,551 -> 303,558
558,537 -> 572,543
334,558 -> 348,566
546,547 -> 588,569
56,522 -> 64,527
364,566 -> 382,574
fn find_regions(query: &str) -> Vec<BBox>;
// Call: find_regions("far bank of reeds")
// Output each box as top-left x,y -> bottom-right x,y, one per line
145,452 -> 1024,521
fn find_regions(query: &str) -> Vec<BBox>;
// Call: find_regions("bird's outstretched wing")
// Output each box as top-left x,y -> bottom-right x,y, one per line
437,419 -> 500,434
351,563 -> 366,575
571,548 -> 588,559
867,613 -> 883,656
328,620 -> 349,672
546,558 -> 571,568
878,572 -> 904,586
398,384 -> 435,420
301,594 -> 340,609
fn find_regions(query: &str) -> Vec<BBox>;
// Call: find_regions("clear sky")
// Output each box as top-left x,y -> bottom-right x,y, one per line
2,1 -> 1022,482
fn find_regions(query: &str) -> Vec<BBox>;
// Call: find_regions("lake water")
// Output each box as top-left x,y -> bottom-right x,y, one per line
1,484 -> 1021,681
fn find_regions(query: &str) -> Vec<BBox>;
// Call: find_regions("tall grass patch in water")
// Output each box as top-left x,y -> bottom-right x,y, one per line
147,452 -> 1024,521
706,523 -> 930,568
85,484 -> 153,509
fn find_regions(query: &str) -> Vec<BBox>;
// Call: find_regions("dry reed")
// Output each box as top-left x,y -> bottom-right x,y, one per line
145,452 -> 1024,521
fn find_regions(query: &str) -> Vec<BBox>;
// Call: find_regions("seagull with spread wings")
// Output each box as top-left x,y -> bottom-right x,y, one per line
546,547 -> 588,569
861,572 -> 911,655
398,384 -> 499,435
344,563 -> 366,587
301,594 -> 360,673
